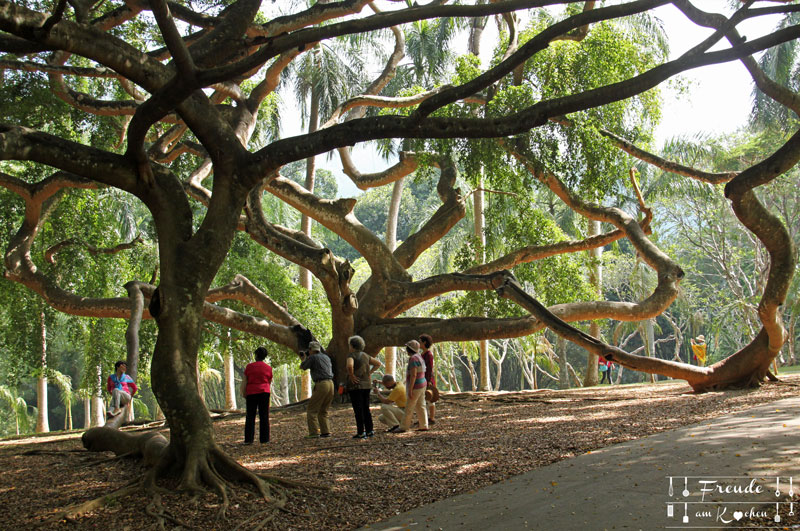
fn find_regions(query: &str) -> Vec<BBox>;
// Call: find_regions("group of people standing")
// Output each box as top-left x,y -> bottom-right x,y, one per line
350,334 -> 438,436
240,334 -> 440,444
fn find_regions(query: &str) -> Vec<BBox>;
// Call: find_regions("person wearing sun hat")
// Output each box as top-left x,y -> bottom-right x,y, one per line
690,334 -> 708,366
299,341 -> 334,438
395,340 -> 428,433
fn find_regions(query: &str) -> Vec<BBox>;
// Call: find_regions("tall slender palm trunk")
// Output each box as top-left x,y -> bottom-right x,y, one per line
35,311 -> 49,433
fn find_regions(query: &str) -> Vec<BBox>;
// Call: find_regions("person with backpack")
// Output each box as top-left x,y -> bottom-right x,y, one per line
599,355 -> 612,384
346,335 -> 381,439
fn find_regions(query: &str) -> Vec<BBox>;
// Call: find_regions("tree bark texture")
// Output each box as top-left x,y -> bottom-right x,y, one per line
1,0 -> 799,508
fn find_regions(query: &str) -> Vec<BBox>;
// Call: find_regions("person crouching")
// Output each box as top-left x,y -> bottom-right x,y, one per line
373,374 -> 406,432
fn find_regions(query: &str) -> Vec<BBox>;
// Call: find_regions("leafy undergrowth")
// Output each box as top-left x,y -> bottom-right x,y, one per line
2,376 -> 800,530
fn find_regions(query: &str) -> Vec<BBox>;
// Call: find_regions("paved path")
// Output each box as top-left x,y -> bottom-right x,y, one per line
364,397 -> 800,531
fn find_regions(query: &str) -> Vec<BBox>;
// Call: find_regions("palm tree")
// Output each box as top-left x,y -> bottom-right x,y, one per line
384,177 -> 404,377
48,370 -> 74,431
75,387 -> 93,429
750,12 -> 800,133
286,34 -> 369,398
35,310 -> 49,433
223,331 -> 237,411
0,385 -> 31,436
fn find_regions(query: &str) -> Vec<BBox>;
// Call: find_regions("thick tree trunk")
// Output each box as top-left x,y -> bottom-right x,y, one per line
124,281 -> 147,423
36,311 -> 49,433
124,281 -> 144,381
146,300 -> 268,502
143,182 -> 272,498
150,296 -> 231,490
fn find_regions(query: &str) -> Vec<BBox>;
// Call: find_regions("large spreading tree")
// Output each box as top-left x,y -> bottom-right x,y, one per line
2,0 -> 800,511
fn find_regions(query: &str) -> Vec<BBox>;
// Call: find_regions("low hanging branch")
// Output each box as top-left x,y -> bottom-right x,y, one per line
495,274 -> 789,392
494,275 -> 714,389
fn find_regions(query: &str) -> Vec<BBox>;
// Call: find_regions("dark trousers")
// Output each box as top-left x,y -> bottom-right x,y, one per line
245,392 -> 270,443
348,388 -> 373,434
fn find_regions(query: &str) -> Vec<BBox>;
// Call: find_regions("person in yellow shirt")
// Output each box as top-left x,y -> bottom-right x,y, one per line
373,374 -> 406,432
690,335 -> 707,366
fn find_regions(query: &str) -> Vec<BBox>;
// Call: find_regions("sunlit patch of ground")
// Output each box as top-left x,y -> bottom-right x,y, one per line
2,375 -> 800,529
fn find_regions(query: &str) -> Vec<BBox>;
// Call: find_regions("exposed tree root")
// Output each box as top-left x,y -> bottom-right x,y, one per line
140,442 -> 290,522
230,507 -> 281,531
145,490 -> 190,530
271,398 -> 310,411
77,427 -> 301,527
82,427 -> 169,467
80,450 -> 137,467
21,449 -> 86,456
49,482 -> 141,524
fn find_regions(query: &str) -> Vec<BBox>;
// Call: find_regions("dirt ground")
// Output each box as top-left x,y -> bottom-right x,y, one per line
2,376 -> 800,530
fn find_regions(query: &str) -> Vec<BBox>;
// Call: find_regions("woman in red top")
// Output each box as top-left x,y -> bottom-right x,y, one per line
242,346 -> 273,444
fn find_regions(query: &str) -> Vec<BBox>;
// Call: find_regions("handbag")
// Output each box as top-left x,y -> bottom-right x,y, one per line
425,382 -> 440,403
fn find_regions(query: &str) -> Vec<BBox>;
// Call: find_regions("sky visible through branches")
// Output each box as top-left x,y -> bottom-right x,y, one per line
655,2 -> 783,143
282,1 -> 784,198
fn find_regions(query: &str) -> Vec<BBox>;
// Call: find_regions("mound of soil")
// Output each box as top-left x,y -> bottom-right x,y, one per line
2,377 -> 799,530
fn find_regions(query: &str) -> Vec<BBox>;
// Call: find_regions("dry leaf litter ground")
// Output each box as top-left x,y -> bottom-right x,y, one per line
2,376 -> 800,530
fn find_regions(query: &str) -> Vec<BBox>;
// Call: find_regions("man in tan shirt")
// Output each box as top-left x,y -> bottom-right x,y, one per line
372,374 -> 406,432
